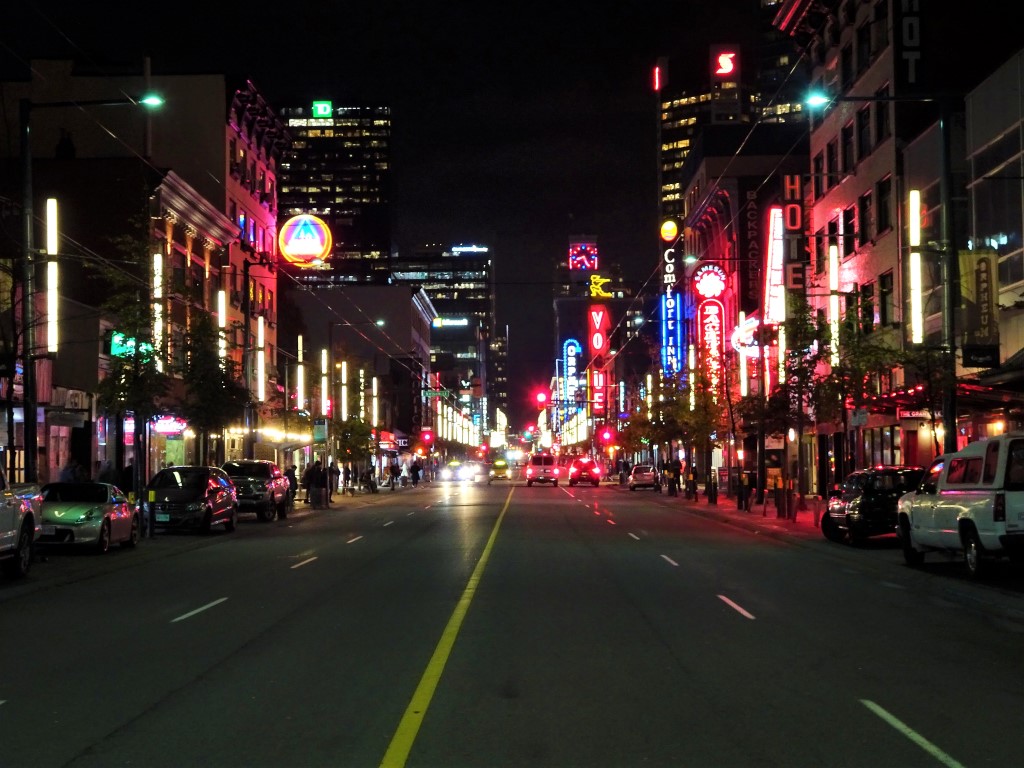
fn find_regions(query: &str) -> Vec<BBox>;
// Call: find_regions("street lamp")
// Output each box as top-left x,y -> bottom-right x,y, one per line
19,93 -> 163,482
806,90 -> 959,453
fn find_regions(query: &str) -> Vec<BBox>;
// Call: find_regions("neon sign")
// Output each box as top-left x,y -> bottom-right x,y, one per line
764,206 -> 786,324
697,298 -> 724,400
278,214 -> 333,266
661,291 -> 683,375
563,339 -> 581,410
568,241 -> 599,270
589,305 -> 610,416
710,46 -> 740,81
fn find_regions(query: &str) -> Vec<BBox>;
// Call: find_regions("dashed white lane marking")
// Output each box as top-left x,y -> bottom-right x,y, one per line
660,554 -> 678,567
347,535 -> 363,544
628,532 -> 640,540
606,519 -> 617,525
717,594 -> 755,620
291,556 -> 318,569
860,700 -> 965,768
171,597 -> 229,623
384,520 -> 394,527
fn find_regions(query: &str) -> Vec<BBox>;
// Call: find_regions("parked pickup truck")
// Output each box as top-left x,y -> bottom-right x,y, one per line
897,433 -> 1024,578
0,468 -> 42,579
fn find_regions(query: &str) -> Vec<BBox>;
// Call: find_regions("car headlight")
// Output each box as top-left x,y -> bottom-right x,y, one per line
441,468 -> 453,479
187,501 -> 205,512
254,481 -> 268,492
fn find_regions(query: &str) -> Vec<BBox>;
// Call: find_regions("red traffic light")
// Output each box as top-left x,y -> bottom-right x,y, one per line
535,391 -> 549,405
422,430 -> 433,444
600,428 -> 613,443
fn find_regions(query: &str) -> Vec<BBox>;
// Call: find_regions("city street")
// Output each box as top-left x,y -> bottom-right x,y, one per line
3,480 -> 1024,767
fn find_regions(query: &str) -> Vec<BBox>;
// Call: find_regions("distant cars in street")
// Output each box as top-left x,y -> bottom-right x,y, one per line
488,459 -> 510,483
525,453 -> 560,487
567,456 -> 602,487
37,482 -> 140,553
629,464 -> 662,492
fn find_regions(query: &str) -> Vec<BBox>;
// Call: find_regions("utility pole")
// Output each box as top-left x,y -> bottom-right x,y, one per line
20,98 -> 37,483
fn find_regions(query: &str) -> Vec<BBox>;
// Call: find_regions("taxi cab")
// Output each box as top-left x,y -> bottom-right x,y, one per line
489,459 -> 510,483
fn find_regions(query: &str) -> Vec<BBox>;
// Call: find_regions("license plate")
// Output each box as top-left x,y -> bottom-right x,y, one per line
42,525 -> 55,536
155,513 -> 170,523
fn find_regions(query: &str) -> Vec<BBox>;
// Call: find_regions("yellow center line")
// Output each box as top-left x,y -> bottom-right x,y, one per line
379,486 -> 514,767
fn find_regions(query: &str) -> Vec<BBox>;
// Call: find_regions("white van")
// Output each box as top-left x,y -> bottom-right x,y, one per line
897,433 -> 1024,577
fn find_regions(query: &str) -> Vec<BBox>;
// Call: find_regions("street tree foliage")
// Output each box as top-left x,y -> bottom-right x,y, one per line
333,416 -> 375,467
895,343 -> 955,456
91,210 -> 170,489
180,311 -> 249,464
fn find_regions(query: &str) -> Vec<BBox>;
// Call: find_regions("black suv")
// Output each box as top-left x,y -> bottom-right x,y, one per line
822,465 -> 925,545
141,466 -> 238,534
222,460 -> 290,521
567,456 -> 602,487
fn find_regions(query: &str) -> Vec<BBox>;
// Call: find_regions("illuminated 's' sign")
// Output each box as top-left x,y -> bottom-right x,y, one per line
278,214 -> 333,266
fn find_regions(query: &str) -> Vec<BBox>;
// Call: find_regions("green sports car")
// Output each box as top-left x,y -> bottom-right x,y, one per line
37,482 -> 141,553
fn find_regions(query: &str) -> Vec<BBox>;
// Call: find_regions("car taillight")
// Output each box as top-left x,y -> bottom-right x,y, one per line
554,468 -> 560,476
526,467 -> 533,477
994,492 -> 1006,522
592,466 -> 601,476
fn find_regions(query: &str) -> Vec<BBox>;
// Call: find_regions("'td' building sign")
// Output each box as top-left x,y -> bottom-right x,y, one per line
278,214 -> 333,266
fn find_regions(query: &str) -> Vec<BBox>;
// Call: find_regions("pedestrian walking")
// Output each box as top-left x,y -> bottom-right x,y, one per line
328,461 -> 340,502
389,460 -> 400,490
285,465 -> 298,504
308,460 -> 325,508
301,463 -> 314,504
410,460 -> 421,487
343,463 -> 353,496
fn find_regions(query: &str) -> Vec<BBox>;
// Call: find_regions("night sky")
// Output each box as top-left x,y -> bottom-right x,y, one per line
2,1 -> 760,426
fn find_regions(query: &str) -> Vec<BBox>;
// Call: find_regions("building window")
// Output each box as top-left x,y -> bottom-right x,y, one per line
841,123 -> 855,175
841,44 -> 854,90
876,176 -> 893,234
814,226 -> 827,274
843,205 -> 857,256
860,281 -> 875,334
813,152 -> 825,199
856,23 -> 872,73
874,84 -> 892,142
879,271 -> 894,327
827,139 -> 839,190
858,191 -> 873,245
856,107 -> 872,160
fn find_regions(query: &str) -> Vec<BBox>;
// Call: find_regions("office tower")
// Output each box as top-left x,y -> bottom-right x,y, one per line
277,101 -> 391,286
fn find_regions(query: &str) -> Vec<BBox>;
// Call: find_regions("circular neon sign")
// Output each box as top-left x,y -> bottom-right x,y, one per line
278,214 -> 333,266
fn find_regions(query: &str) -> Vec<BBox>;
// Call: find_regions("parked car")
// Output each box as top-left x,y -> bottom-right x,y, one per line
567,456 -> 602,487
629,464 -> 662,492
822,465 -> 925,545
525,452 -> 560,487
0,468 -> 41,579
37,481 -> 140,553
140,466 -> 238,534
221,460 -> 290,521
898,434 -> 1024,577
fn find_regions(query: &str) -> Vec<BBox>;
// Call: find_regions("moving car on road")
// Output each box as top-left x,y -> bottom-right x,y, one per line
525,452 -> 560,487
37,482 -> 140,553
567,456 -> 602,487
489,459 -> 510,483
629,464 -> 662,492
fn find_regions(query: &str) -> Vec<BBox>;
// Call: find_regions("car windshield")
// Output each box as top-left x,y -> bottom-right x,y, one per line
152,469 -> 208,490
41,483 -> 108,503
635,465 -> 653,474
223,462 -> 271,478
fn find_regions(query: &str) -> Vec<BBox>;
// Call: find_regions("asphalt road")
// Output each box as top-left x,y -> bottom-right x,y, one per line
3,479 -> 1024,767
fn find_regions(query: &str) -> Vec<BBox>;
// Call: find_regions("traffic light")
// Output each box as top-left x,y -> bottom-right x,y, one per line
600,427 -> 614,443
535,391 -> 548,406
524,424 -> 535,439
421,430 -> 433,445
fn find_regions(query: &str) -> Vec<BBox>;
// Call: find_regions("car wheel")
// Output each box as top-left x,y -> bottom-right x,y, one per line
963,527 -> 985,578
554,480 -> 559,487
224,507 -> 238,533
630,486 -> 636,491
121,514 -> 141,548
899,518 -> 923,567
2,521 -> 33,578
569,480 -> 576,487
592,481 -> 599,487
847,525 -> 864,547
527,480 -> 533,487
259,504 -> 276,523
277,500 -> 288,520
96,520 -> 112,554
200,509 -> 213,534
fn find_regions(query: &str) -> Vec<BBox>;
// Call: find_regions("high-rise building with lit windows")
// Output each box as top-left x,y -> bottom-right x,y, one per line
277,102 -> 391,286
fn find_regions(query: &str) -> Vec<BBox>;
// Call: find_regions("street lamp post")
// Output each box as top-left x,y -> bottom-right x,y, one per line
807,91 -> 959,454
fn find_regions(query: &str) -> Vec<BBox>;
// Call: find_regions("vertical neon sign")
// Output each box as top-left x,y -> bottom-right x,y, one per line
589,305 -> 610,417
